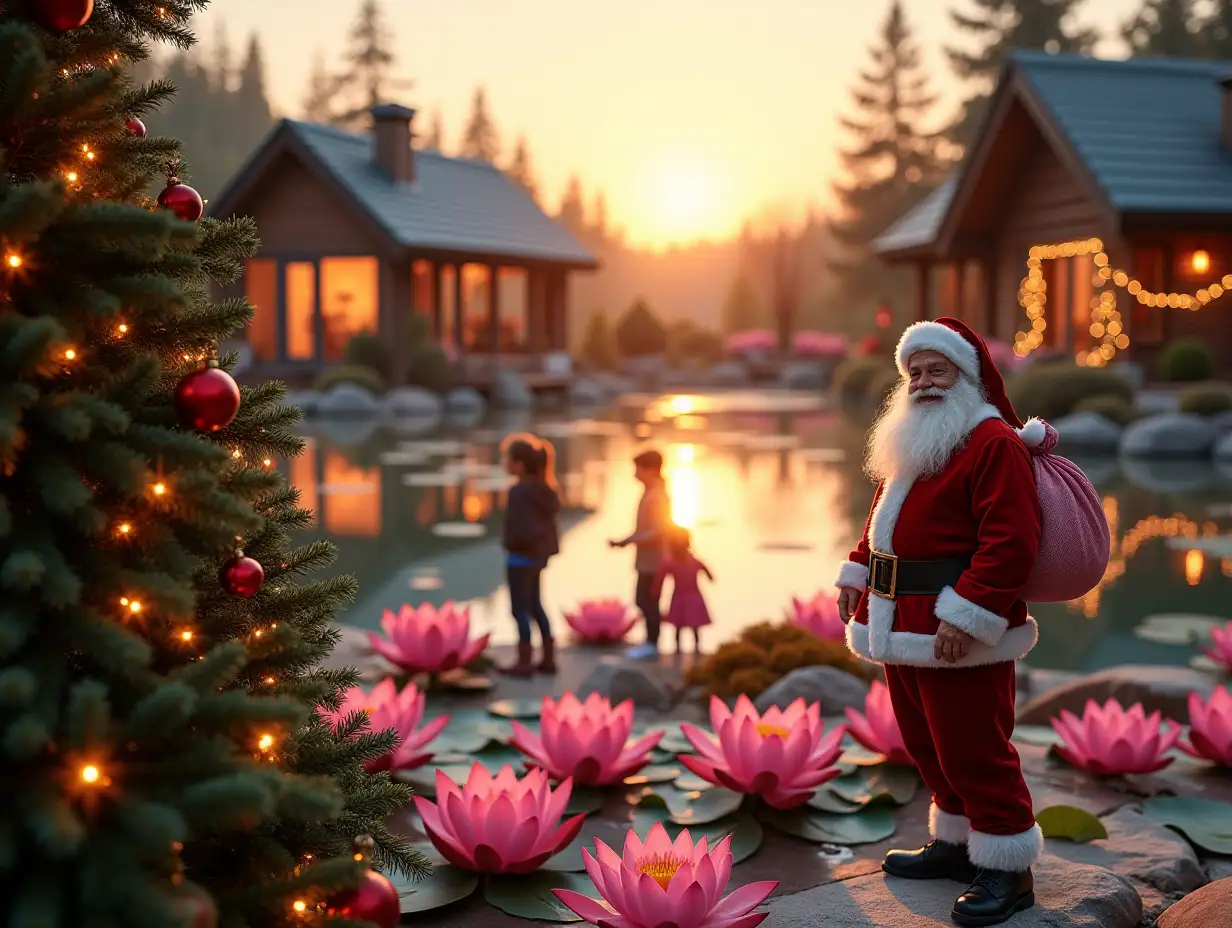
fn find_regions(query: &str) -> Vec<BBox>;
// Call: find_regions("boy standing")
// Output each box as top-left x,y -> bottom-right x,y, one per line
609,449 -> 672,660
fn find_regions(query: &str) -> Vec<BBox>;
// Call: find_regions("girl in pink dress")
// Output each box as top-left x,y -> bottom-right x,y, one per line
654,526 -> 713,653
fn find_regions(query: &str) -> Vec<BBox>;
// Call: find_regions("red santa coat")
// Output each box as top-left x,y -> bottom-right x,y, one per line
835,409 -> 1042,668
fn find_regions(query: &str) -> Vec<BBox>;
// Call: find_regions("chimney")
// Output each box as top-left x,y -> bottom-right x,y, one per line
370,103 -> 416,183
1222,76 -> 1232,149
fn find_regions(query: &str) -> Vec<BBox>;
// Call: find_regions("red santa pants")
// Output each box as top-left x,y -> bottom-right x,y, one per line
883,660 -> 1043,873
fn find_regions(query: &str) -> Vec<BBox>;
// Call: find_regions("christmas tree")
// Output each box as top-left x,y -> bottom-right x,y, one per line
0,2 -> 428,926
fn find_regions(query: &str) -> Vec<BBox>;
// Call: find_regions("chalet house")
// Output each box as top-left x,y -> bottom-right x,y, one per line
207,104 -> 598,386
874,52 -> 1232,374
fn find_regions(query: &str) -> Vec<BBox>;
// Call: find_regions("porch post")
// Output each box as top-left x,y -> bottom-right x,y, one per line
982,256 -> 998,338
955,262 -> 969,322
914,261 -> 932,322
430,261 -> 441,337
488,266 -> 501,353
526,268 -> 544,353
453,265 -> 464,354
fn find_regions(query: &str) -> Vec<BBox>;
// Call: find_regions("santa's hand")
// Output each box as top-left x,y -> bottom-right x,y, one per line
934,621 -> 974,664
837,587 -> 861,623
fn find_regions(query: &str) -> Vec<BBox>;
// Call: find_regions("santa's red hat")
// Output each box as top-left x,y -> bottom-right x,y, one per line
895,317 -> 1046,448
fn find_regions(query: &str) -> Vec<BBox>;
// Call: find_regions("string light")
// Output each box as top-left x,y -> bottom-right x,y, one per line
257,733 -> 275,752
119,597 -> 143,614
116,522 -> 132,536
232,448 -> 243,459
80,764 -> 101,784
63,348 -> 77,361
262,458 -> 272,468
264,676 -> 276,686
178,629 -> 193,643
292,901 -> 307,914
116,323 -> 128,336
152,482 -> 167,497
65,171 -> 78,183
4,253 -> 21,269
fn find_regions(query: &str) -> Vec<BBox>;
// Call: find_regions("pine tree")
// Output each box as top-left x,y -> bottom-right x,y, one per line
580,309 -> 620,370
946,0 -> 1098,146
1123,0 -> 1205,57
721,273 -> 765,334
558,175 -> 586,233
303,50 -> 340,123
591,191 -> 609,239
461,87 -> 500,162
422,109 -> 444,151
211,21 -> 231,94
333,0 -> 409,129
828,0 -> 946,308
0,3 -> 427,925
234,35 -> 273,147
505,136 -> 538,200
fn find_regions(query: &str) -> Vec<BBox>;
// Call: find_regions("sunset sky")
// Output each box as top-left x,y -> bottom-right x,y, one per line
197,0 -> 1141,248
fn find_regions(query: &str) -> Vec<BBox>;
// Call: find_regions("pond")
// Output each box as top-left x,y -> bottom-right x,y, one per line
287,390 -> 1232,673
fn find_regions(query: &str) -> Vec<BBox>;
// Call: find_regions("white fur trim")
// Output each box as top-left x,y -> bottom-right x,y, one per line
846,618 -> 1038,668
970,403 -> 1004,430
967,825 -> 1044,873
835,561 -> 868,591
929,804 -> 971,845
896,321 -> 981,381
935,586 -> 1009,647
1017,417 -> 1046,449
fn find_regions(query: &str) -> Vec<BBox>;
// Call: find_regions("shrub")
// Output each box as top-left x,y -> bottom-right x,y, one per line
1006,364 -> 1134,421
1158,338 -> 1214,383
1177,381 -> 1232,417
668,322 -> 724,367
1072,394 -> 1141,426
615,298 -> 668,358
684,621 -> 874,699
345,330 -> 387,371
405,342 -> 454,393
833,356 -> 892,402
580,308 -> 620,371
312,364 -> 384,393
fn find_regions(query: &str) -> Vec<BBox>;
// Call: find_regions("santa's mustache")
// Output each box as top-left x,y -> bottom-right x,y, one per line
912,387 -> 947,402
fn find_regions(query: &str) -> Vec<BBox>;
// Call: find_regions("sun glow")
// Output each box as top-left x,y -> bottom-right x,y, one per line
635,150 -> 730,247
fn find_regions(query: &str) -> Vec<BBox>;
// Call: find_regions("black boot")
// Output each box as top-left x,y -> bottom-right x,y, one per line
882,841 -> 977,883
951,868 -> 1035,926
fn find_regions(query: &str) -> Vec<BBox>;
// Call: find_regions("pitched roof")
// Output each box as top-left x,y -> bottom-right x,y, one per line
870,176 -> 957,256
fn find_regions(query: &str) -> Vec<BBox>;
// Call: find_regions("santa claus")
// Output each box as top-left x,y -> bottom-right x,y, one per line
835,317 -> 1042,927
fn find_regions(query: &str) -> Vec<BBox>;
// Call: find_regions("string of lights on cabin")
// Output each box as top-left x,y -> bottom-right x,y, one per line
1014,237 -> 1231,366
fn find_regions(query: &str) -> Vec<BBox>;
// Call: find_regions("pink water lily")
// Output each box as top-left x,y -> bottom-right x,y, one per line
790,592 -> 846,641
511,693 -> 664,786
679,695 -> 844,809
1051,698 -> 1181,776
321,678 -> 448,773
367,601 -> 490,675
553,821 -> 777,928
565,599 -> 638,644
412,764 -> 585,874
1205,623 -> 1232,672
844,681 -> 914,766
1179,686 -> 1232,767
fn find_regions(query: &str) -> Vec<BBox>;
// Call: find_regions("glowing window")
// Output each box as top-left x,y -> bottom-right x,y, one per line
320,256 -> 380,361
245,258 -> 277,360
497,268 -> 529,351
412,259 -> 435,334
321,450 -> 381,536
461,263 -> 491,350
285,261 -> 316,359
439,265 -> 457,348
291,436 -> 319,527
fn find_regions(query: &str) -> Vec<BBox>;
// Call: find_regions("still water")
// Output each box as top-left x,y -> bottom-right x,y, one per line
288,390 -> 1232,672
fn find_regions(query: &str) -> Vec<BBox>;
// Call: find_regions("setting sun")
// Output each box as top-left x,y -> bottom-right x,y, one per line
634,150 -> 731,247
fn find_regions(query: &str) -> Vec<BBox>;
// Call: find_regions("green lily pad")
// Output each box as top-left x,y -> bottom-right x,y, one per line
488,698 -> 543,719
397,763 -> 475,796
623,764 -> 682,785
483,870 -> 593,922
1191,653 -> 1229,674
1143,796 -> 1232,855
807,788 -> 866,815
763,805 -> 897,846
1013,725 -> 1064,747
673,773 -> 714,791
1036,805 -> 1108,844
827,766 -> 920,807
467,744 -> 529,772
390,865 -> 479,913
430,716 -> 511,754
637,784 -> 745,825
1134,613 -> 1226,646
628,811 -> 764,864
649,747 -> 676,764
565,786 -> 606,817
658,728 -> 701,755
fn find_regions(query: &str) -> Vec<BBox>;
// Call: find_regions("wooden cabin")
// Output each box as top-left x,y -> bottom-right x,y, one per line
207,104 -> 598,388
874,52 -> 1232,374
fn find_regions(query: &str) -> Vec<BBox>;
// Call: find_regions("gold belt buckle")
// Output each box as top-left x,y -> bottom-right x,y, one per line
869,550 -> 899,600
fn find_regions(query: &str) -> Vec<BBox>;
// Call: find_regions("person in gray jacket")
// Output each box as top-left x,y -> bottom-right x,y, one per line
609,449 -> 672,660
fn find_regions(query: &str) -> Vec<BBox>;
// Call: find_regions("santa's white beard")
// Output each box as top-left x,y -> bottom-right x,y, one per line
865,374 -> 987,482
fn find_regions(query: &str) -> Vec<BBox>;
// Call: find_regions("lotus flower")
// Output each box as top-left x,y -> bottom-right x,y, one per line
412,764 -> 585,874
367,601 -> 489,674
565,599 -> 638,644
679,695 -> 844,809
1179,686 -> 1232,767
553,822 -> 777,928
843,681 -> 914,766
790,592 -> 846,641
1051,698 -> 1181,775
1204,623 -> 1232,672
510,693 -> 663,786
321,678 -> 448,773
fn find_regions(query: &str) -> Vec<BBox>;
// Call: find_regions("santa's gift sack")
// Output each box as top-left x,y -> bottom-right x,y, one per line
1017,418 -> 1111,602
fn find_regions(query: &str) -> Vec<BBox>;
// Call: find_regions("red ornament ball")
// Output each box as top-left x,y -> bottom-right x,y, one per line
169,884 -> 218,928
126,117 -> 147,138
220,554 -> 264,598
158,180 -> 204,222
32,0 -> 94,31
174,365 -> 241,432
327,870 -> 400,928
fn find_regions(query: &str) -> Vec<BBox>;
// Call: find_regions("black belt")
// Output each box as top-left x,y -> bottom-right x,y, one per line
868,550 -> 969,599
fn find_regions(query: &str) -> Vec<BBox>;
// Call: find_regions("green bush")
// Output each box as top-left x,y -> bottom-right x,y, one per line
344,331 -> 387,372
1158,338 -> 1214,383
1177,381 -> 1232,417
312,364 -> 385,393
580,309 -> 620,371
405,342 -> 454,393
615,298 -> 668,358
1006,364 -> 1134,420
833,356 -> 892,401
667,322 -> 724,367
1072,394 -> 1141,426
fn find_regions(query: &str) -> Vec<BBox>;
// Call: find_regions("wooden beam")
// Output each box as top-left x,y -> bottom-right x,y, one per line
982,256 -> 999,339
914,262 -> 932,322
489,267 -> 501,353
453,266 -> 464,354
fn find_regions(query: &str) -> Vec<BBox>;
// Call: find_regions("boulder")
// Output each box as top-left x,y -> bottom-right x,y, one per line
317,383 -> 380,418
568,377 -> 608,407
1156,879 -> 1232,928
381,387 -> 443,419
1207,410 -> 1232,436
778,361 -> 828,390
1120,458 -> 1218,494
1120,413 -> 1216,459
444,387 -> 486,416
1215,431 -> 1232,462
710,361 -> 747,387
283,389 -> 323,417
1052,412 -> 1123,454
1016,665 -> 1218,726
576,661 -> 674,712
753,666 -> 870,715
491,368 -> 532,409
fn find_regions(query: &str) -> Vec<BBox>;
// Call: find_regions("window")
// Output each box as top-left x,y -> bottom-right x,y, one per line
439,265 -> 457,348
498,268 -> 529,351
320,256 -> 379,360
245,258 -> 277,360
291,437 -> 319,527
1070,252 -> 1094,356
412,259 -> 435,334
285,261 -> 316,359
462,263 -> 491,350
321,450 -> 381,536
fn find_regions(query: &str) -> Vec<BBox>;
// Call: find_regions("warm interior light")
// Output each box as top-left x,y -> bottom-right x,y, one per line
117,522 -> 132,535
4,253 -> 21,268
80,764 -> 101,784
1191,250 -> 1211,275
152,482 -> 166,496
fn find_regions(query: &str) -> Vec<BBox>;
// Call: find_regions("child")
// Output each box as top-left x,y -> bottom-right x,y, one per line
500,434 -> 561,676
654,526 -> 713,654
608,449 -> 672,661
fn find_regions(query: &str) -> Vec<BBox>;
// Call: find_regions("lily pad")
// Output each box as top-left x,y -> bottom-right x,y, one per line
391,865 -> 478,913
763,805 -> 897,846
807,789 -> 866,815
431,718 -> 511,755
1036,805 -> 1108,844
638,784 -> 744,825
628,811 -> 764,864
623,764 -> 683,785
673,773 -> 714,792
436,671 -> 495,691
658,728 -> 701,755
1013,725 -> 1064,747
565,786 -> 607,817
1134,613 -> 1226,646
488,698 -> 543,719
1143,796 -> 1232,855
466,744 -> 529,773
827,766 -> 920,807
483,870 -> 593,922
397,763 -> 475,795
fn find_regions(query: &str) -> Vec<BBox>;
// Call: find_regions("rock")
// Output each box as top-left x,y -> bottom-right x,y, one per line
1215,431 -> 1232,461
753,666 -> 870,715
283,389 -> 322,416
1052,412 -> 1123,453
1120,458 -> 1218,494
1204,858 -> 1232,882
1016,665 -> 1217,726
710,361 -> 747,386
317,383 -> 380,418
568,377 -> 608,407
491,368 -> 532,409
1120,413 -> 1216,459
779,361 -> 828,390
1156,878 -> 1232,927
1208,410 -> 1232,436
444,386 -> 486,415
767,853 -> 1142,927
576,662 -> 674,711
381,386 -> 443,419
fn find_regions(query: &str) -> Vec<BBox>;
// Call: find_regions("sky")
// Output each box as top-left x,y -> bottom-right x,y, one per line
194,0 -> 1143,249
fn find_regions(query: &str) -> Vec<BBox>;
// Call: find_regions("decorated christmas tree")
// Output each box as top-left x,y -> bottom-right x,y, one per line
0,1 -> 427,925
